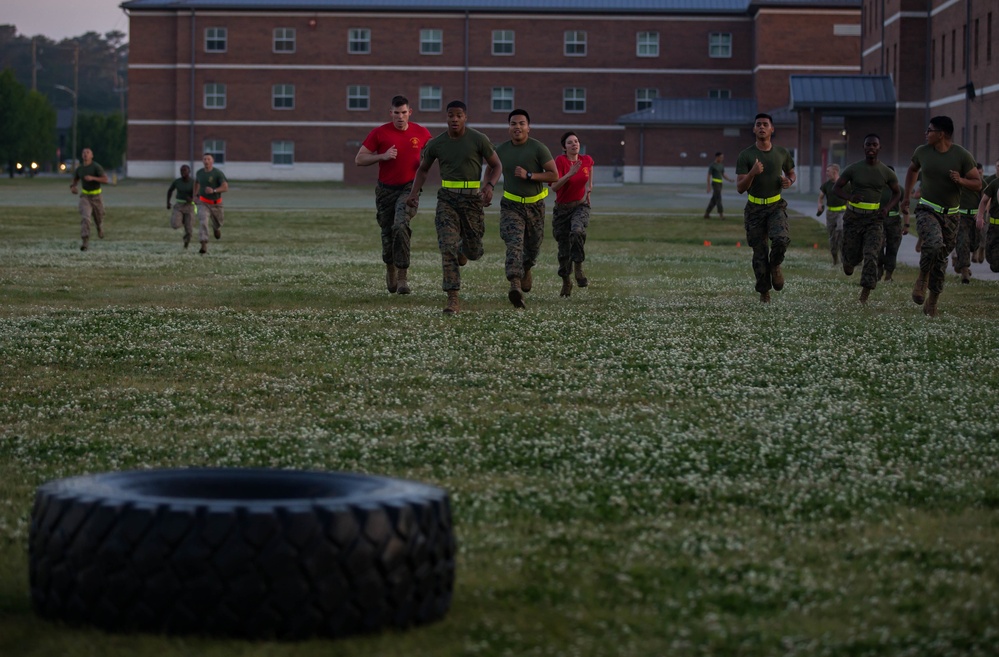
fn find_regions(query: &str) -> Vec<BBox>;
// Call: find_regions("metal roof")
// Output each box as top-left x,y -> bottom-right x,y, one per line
120,0 -> 857,13
617,98 -> 759,126
788,75 -> 896,115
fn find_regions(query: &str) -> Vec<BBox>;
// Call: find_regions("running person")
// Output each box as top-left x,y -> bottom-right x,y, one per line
355,95 -> 431,294
703,152 -> 734,220
901,115 -> 981,316
735,113 -> 796,303
832,135 -> 901,303
817,164 -> 845,265
166,164 -> 196,249
406,100 -> 502,315
952,162 -> 983,284
494,109 -> 557,309
878,165 -> 907,283
194,153 -> 228,255
550,130 -> 594,297
69,147 -> 109,251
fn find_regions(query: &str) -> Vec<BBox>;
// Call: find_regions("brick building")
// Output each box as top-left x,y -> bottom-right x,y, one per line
121,0 -> 864,185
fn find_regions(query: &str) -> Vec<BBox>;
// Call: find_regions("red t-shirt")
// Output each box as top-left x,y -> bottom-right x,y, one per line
361,122 -> 431,186
553,154 -> 594,204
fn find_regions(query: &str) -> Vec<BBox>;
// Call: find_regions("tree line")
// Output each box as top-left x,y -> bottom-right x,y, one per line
0,26 -> 128,175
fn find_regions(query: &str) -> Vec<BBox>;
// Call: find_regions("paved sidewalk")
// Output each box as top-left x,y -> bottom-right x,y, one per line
783,196 -> 999,282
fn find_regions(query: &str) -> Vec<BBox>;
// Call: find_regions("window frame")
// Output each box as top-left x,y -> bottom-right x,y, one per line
635,88 -> 658,111
272,84 -> 295,110
203,139 -> 226,164
203,82 -> 227,109
419,85 -> 442,113
205,27 -> 227,53
348,28 -> 371,54
273,27 -> 296,53
709,32 -> 732,58
492,29 -> 514,56
491,87 -> 514,113
564,30 -> 587,57
347,84 -> 370,111
636,31 -> 659,57
271,140 -> 294,166
563,87 -> 586,113
420,28 -> 443,55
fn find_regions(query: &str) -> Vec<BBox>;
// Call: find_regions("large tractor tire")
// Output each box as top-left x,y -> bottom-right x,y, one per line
29,468 -> 456,639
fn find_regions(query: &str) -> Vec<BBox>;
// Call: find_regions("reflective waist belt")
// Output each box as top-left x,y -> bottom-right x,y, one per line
81,188 -> 102,196
990,216 -> 999,225
748,194 -> 781,205
711,178 -> 723,184
503,188 -> 549,204
441,180 -> 480,189
919,198 -> 959,214
959,208 -> 978,215
849,201 -> 880,210
199,196 -> 221,205
827,205 -> 847,211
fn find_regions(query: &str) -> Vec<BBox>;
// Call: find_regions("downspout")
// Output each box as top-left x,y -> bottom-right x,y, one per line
639,126 -> 645,184
924,0 -> 931,126
964,0 -> 971,144
190,9 -> 196,170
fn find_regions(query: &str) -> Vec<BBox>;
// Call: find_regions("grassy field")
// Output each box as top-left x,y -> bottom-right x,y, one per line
1,177 -> 998,656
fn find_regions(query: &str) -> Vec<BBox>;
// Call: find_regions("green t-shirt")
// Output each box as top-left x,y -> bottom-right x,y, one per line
821,179 -> 847,207
959,179 -> 982,210
74,162 -> 106,193
708,162 -> 725,183
421,128 -> 495,183
838,161 -> 898,205
983,178 -> 999,220
494,138 -> 553,199
735,144 -> 794,199
909,143 -> 976,209
196,167 -> 228,202
169,177 -> 195,203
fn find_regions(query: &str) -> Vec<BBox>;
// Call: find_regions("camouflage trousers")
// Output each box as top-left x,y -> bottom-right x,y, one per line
825,209 -> 845,259
197,201 -> 224,243
704,183 -> 724,216
435,189 -> 485,291
374,181 -> 418,269
879,214 -> 903,277
914,205 -> 958,295
986,223 -> 999,273
552,201 -> 590,277
842,209 -> 885,289
953,213 -> 981,272
78,193 -> 105,239
743,199 -> 789,293
170,201 -> 196,242
499,198 -> 545,280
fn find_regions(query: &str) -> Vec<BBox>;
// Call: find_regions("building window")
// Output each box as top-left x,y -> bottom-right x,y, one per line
492,30 -> 514,55
203,139 -> 225,164
272,141 -> 294,166
204,83 -> 226,109
347,85 -> 369,110
635,88 -> 657,111
637,32 -> 659,57
491,87 -> 514,112
564,30 -> 586,56
420,85 -> 442,112
205,27 -> 227,53
709,32 -> 732,58
273,28 -> 295,53
563,88 -> 586,113
709,89 -> 731,99
349,28 -> 370,54
272,84 -> 295,110
421,29 -> 443,55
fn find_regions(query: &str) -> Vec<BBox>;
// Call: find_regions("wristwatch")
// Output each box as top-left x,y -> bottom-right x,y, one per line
526,172 -> 533,180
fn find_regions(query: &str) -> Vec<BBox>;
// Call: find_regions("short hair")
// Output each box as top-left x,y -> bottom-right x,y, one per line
202,152 -> 214,158
715,151 -> 723,157
827,163 -> 840,172
754,113 -> 773,124
863,133 -> 881,143
508,108 -> 530,123
929,115 -> 954,136
391,95 -> 409,108
446,100 -> 467,112
560,131 -> 578,149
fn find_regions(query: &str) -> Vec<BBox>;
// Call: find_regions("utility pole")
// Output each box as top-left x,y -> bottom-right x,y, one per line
73,43 -> 79,169
31,38 -> 37,91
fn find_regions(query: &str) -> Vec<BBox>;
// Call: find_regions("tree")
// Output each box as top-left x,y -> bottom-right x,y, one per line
78,111 -> 126,170
0,67 -> 27,177
21,90 -> 56,169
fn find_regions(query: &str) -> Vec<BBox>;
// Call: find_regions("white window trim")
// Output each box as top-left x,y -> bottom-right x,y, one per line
709,32 -> 733,59
637,32 -> 659,58
563,88 -> 586,113
205,27 -> 227,53
348,28 -> 371,55
272,84 -> 295,110
420,29 -> 443,56
491,87 -> 514,113
204,83 -> 226,110
492,30 -> 514,56
273,27 -> 296,54
419,85 -> 442,113
272,141 -> 294,167
564,30 -> 587,57
347,85 -> 370,111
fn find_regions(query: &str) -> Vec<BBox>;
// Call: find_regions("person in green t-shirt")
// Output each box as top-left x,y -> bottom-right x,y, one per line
832,135 -> 901,303
816,164 -> 845,265
406,100 -> 502,315
69,147 -> 110,251
975,169 -> 999,272
494,109 -> 558,309
975,158 -> 999,263
194,153 -> 229,255
901,115 -> 981,316
735,113 -> 796,303
703,152 -> 734,220
878,165 -> 908,283
166,164 -> 196,249
952,162 -> 983,283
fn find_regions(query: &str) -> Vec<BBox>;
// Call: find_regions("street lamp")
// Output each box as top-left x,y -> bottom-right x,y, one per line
54,84 -> 77,172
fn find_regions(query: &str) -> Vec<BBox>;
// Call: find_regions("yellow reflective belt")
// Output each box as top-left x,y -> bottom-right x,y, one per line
441,180 -> 480,189
919,198 -> 959,214
711,178 -> 723,183
990,216 -> 999,225
503,188 -> 549,204
748,194 -> 781,205
827,205 -> 846,211
959,208 -> 978,215
81,188 -> 102,195
849,201 -> 880,210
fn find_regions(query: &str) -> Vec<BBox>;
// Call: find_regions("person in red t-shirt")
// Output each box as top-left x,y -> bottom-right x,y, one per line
355,95 -> 431,294
550,131 -> 594,296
